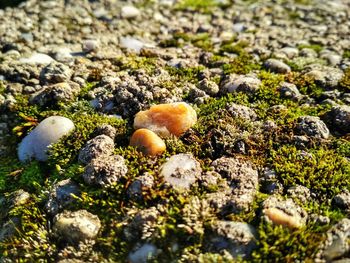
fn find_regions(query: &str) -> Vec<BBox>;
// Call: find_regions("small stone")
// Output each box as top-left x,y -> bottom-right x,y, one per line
160,153 -> 201,190
124,206 -> 160,241
287,185 -> 312,203
18,116 -> 75,162
324,105 -> 350,134
280,47 -> 299,59
207,221 -> 257,259
321,218 -> 350,261
45,179 -> 80,215
262,196 -> 307,229
40,62 -> 73,84
130,128 -> 166,156
82,39 -> 99,53
221,75 -> 261,94
333,190 -> 350,212
20,53 -> 54,65
134,102 -> 197,137
121,5 -> 141,19
94,124 -> 117,140
198,79 -> 219,96
295,116 -> 330,139
120,37 -> 144,54
128,243 -> 158,263
78,135 -> 115,165
127,173 -> 155,200
227,103 -> 257,121
210,157 -> 259,213
29,82 -> 80,106
82,155 -> 127,187
279,82 -> 302,101
263,59 -> 291,74
53,210 -> 101,245
304,66 -> 343,89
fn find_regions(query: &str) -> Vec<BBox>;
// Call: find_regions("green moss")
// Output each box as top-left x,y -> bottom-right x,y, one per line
221,53 -> 261,75
339,67 -> 350,91
251,221 -> 324,262
270,145 -> 350,198
175,0 -> 219,12
343,50 -> 350,59
166,65 -> 205,84
160,32 -> 213,51
298,44 -> 323,53
114,55 -> 158,75
220,40 -> 250,55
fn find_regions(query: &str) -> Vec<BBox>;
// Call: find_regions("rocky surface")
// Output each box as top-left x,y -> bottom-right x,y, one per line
1,0 -> 350,261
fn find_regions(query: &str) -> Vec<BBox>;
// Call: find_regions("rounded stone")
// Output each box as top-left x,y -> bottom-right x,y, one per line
121,5 -> 140,19
18,116 -> 75,162
78,135 -> 115,164
128,243 -> 158,263
82,155 -> 128,187
160,153 -> 202,190
295,116 -> 330,139
130,128 -> 166,156
134,102 -> 197,137
222,75 -> 261,94
325,105 -> 350,134
45,179 -> 80,216
263,59 -> 291,74
53,210 -> 101,245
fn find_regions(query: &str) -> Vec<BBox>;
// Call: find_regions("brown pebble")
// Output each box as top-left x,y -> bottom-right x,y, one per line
133,102 -> 197,137
264,207 -> 302,229
130,128 -> 166,156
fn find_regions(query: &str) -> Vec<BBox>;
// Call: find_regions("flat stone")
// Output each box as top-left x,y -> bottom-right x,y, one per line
120,37 -> 144,54
45,179 -> 80,215
134,102 -> 197,137
121,5 -> 140,19
160,153 -> 201,190
130,128 -> 166,156
18,116 -> 75,162
20,53 -> 54,65
128,243 -> 158,263
221,75 -> 261,94
53,210 -> 101,245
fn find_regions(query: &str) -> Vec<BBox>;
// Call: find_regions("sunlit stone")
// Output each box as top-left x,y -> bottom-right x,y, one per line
134,102 -> 197,137
130,128 -> 166,156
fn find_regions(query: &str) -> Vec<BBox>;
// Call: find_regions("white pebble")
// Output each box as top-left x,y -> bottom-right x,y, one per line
20,53 -> 54,65
18,116 -> 75,162
120,37 -> 144,53
121,5 -> 140,19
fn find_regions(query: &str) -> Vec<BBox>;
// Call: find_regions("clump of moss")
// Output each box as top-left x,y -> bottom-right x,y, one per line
175,0 -> 220,13
251,221 -> 325,262
343,50 -> 350,59
166,65 -> 205,84
220,40 -> 250,55
160,32 -> 213,51
221,53 -> 261,75
339,67 -> 350,91
270,145 -> 350,198
298,44 -> 323,53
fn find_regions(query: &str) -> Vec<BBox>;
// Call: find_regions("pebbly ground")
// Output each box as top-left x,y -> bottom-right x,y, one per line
1,0 -> 350,262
